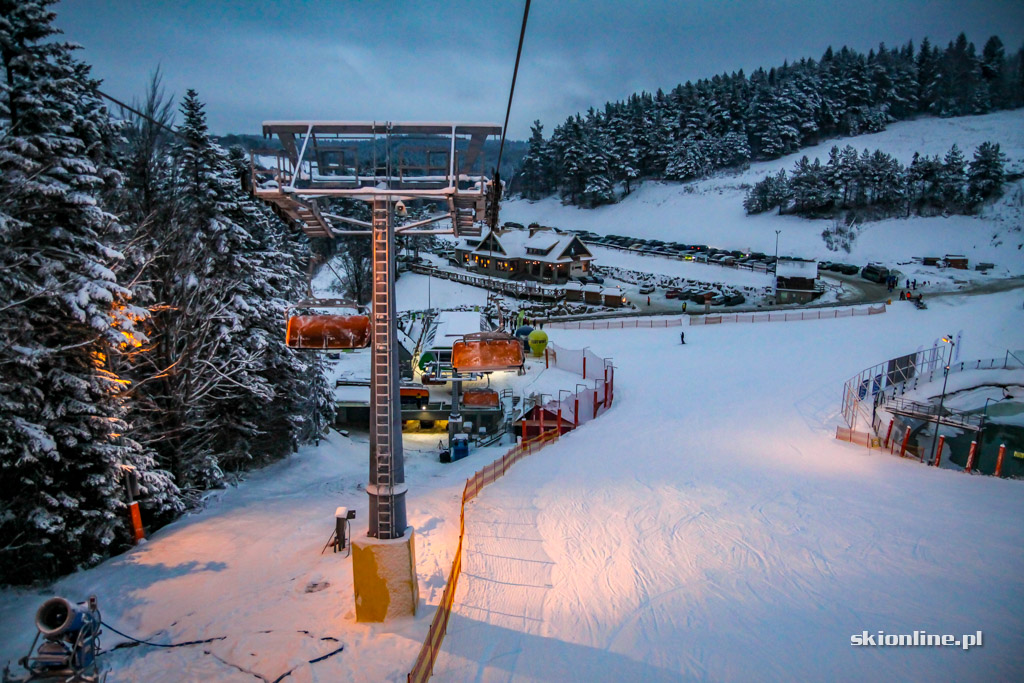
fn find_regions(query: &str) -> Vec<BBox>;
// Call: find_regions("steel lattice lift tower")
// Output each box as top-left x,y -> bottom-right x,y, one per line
251,121 -> 503,620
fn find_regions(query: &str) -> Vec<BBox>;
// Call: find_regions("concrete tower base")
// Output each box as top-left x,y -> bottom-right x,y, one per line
352,527 -> 418,622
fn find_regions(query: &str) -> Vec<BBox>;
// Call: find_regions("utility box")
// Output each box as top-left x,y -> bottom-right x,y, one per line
335,506 -> 355,552
451,433 -> 470,462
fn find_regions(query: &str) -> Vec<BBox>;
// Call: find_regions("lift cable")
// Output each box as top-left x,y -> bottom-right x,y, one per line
94,88 -> 193,145
488,0 -> 531,230
496,0 -> 531,175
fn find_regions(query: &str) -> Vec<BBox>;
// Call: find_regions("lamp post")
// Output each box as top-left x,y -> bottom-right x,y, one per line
928,335 -> 955,465
980,390 -> 1014,446
774,230 -> 781,265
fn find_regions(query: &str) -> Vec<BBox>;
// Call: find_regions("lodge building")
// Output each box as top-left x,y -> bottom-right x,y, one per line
454,225 -> 595,284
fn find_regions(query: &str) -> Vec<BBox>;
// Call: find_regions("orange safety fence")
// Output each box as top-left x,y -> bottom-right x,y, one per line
407,429 -> 561,683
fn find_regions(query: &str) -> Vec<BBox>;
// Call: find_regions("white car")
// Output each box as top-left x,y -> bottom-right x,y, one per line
638,284 -> 655,295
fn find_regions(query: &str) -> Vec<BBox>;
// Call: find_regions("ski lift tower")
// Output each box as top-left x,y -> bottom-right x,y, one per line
252,121 -> 500,622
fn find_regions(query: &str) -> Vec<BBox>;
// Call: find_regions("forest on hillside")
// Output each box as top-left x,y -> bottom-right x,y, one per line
513,33 -> 1024,207
0,0 -> 333,584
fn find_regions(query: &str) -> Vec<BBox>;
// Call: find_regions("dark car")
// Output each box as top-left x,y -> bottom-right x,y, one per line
841,264 -> 860,275
725,292 -> 746,306
860,263 -> 890,283
589,274 -> 605,284
665,288 -> 683,299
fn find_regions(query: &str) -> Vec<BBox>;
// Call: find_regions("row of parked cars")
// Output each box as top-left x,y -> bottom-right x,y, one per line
571,231 -> 777,269
817,261 -> 861,275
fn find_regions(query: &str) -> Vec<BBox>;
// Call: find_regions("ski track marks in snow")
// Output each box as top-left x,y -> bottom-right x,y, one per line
432,289 -> 1024,681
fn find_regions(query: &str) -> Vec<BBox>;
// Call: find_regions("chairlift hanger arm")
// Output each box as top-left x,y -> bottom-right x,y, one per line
395,213 -> 452,233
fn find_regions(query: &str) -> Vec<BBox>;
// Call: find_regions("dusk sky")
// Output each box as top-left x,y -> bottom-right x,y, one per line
56,0 -> 1024,139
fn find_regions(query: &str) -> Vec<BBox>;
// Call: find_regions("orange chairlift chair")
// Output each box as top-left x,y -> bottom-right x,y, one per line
285,298 -> 371,350
451,331 -> 525,373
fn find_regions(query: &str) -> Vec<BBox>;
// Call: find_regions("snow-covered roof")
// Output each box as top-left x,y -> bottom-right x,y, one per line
582,284 -> 603,293
601,287 -> 623,296
776,259 -> 818,279
425,310 -> 484,350
524,233 -> 559,251
467,228 -> 593,264
565,282 -> 583,291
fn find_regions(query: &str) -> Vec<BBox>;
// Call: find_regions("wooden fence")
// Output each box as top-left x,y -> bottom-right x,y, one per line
407,429 -> 560,682
547,317 -> 683,330
692,304 -> 885,325
408,264 -> 563,301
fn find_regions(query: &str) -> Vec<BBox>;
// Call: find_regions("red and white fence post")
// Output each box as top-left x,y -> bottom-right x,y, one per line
995,443 -> 1006,477
965,440 -> 978,473
884,419 -> 894,448
899,426 -> 911,457
933,435 -> 945,467
128,501 -> 145,544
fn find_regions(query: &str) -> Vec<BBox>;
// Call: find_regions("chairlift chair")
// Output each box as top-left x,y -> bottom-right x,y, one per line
285,298 -> 371,350
451,331 -> 525,373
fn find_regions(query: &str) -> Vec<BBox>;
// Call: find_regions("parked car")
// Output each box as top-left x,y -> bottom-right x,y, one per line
860,263 -> 890,283
638,284 -> 656,294
841,264 -> 860,275
725,292 -> 746,306
665,288 -> 683,299
576,275 -> 592,285
589,274 -> 605,284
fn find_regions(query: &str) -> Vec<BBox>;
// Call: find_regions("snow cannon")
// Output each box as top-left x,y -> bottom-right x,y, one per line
36,597 -> 92,639
10,596 -> 103,682
528,329 -> 548,357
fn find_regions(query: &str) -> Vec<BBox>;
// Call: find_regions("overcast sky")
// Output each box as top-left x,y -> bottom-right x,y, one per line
56,0 -> 1024,140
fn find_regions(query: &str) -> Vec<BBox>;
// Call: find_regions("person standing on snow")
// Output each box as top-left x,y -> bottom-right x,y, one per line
680,331 -> 686,344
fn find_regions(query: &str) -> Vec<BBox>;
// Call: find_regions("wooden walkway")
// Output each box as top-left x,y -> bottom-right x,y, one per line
408,264 -> 564,301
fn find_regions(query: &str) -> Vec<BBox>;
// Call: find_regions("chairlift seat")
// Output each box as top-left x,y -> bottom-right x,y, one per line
286,314 -> 370,349
451,332 -> 525,372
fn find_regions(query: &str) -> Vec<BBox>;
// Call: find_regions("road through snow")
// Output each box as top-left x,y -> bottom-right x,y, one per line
433,289 -> 1024,681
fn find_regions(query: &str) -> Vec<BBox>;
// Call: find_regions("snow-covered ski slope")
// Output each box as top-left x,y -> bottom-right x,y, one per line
503,109 -> 1024,275
434,290 -> 1024,681
0,292 -> 1021,680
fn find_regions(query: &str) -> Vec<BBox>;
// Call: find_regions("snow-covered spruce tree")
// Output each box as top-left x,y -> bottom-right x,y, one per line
517,120 -> 551,200
0,0 -> 178,583
144,89 -> 331,492
967,141 -> 1007,207
938,144 -> 967,210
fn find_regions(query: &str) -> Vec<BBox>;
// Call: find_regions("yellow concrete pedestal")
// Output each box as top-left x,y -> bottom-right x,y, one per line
352,527 -> 418,622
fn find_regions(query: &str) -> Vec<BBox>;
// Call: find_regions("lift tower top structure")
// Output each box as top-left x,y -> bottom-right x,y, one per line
252,121 -> 501,543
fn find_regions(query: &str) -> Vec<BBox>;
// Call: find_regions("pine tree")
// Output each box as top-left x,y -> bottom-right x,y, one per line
140,90 -> 332,490
939,144 -> 967,208
1,0 -> 178,582
608,112 -> 639,195
967,141 -> 1007,206
518,120 -> 550,200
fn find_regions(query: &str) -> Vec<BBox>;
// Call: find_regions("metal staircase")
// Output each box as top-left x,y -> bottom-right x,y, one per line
451,194 -> 484,237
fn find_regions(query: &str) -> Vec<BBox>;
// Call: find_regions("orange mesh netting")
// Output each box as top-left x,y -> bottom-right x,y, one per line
463,388 -> 499,407
286,315 -> 371,349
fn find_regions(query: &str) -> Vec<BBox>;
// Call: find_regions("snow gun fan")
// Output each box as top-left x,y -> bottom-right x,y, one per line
4,596 -> 103,683
285,298 -> 370,350
451,331 -> 525,373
